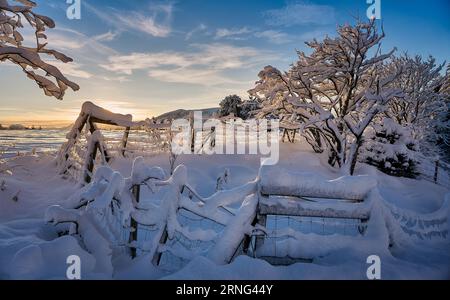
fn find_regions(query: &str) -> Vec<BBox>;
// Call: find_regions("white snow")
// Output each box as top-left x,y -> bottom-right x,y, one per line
208,194 -> 259,265
80,102 -> 133,128
260,166 -> 377,200
0,138 -> 449,280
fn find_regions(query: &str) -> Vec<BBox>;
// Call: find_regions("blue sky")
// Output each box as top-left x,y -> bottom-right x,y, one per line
0,0 -> 449,122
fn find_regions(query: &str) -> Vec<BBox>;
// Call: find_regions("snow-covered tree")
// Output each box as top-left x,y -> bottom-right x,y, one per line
248,66 -> 295,120
238,99 -> 262,120
0,0 -> 79,99
218,95 -> 242,117
249,20 -> 403,175
441,64 -> 450,95
435,65 -> 450,162
436,104 -> 450,163
361,118 -> 420,178
381,55 -> 448,158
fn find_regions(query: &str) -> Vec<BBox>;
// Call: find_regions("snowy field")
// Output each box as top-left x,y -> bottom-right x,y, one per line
0,139 -> 448,280
0,130 -> 67,159
0,130 -> 134,159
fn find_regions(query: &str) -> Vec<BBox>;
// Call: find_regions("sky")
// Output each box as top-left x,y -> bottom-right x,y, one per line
0,0 -> 449,123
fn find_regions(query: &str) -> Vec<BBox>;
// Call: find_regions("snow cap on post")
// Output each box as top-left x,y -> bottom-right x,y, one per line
81,101 -> 133,127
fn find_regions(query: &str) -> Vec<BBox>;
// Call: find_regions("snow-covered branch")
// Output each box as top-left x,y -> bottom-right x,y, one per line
0,0 -> 79,99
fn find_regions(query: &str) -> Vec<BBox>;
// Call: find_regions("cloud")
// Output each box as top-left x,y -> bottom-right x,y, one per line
101,52 -> 191,75
45,28 -> 119,58
100,43 -> 278,86
147,68 -> 237,86
215,27 -> 252,40
300,29 -> 331,41
264,2 -> 335,26
44,34 -> 83,50
185,24 -> 208,40
99,75 -> 131,83
84,2 -> 173,38
50,61 -> 93,79
93,31 -> 121,42
254,30 -> 292,44
214,27 -> 294,45
23,27 -> 154,82
115,10 -> 171,38
18,27 -> 117,80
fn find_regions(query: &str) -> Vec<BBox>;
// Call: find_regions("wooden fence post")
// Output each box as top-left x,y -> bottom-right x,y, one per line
64,113 -> 89,164
282,129 -> 288,143
129,184 -> 141,258
242,215 -> 259,255
210,126 -> 216,148
151,227 -> 169,266
84,141 -> 99,184
254,213 -> 267,253
190,112 -> 195,154
434,160 -> 440,184
121,127 -> 131,157
88,120 -> 110,163
291,129 -> 297,143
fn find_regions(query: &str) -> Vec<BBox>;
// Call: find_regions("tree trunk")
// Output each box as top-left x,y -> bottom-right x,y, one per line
348,136 -> 363,176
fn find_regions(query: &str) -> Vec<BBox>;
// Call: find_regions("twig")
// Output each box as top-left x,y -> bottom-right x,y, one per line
12,190 -> 20,202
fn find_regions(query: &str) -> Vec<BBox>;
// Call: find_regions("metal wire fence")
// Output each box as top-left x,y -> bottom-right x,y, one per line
416,154 -> 450,188
129,208 -> 225,272
251,214 -> 368,264
266,215 -> 366,237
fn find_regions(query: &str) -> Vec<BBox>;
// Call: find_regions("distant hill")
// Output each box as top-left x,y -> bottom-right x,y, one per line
155,108 -> 219,122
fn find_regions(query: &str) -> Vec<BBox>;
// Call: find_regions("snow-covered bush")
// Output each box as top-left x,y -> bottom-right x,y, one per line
361,119 -> 420,178
0,0 -> 79,99
248,20 -> 403,175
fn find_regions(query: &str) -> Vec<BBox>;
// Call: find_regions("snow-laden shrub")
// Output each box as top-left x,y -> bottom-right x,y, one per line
361,119 -> 420,178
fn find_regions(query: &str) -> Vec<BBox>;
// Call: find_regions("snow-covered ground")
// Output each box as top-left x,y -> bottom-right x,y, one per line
0,140 -> 449,280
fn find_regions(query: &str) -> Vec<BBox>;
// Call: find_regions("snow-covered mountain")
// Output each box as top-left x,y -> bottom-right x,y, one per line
155,108 -> 219,122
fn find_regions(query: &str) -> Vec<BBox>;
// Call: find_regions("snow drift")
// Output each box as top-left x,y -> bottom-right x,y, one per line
260,166 -> 378,200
